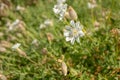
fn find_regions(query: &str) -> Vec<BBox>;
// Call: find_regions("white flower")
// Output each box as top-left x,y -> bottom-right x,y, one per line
8,19 -> 20,31
12,19 -> 20,26
53,3 -> 67,20
39,23 -> 46,29
88,2 -> 97,9
39,19 -> 53,29
44,19 -> 53,26
12,43 -> 21,50
7,19 -> 26,31
64,20 -> 84,44
0,46 -> 6,52
16,5 -> 25,11
31,39 -> 38,44
12,43 -> 27,56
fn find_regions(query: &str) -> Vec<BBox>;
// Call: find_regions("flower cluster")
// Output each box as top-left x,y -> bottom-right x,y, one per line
53,0 -> 67,20
7,19 -> 26,31
64,20 -> 84,44
53,0 -> 85,44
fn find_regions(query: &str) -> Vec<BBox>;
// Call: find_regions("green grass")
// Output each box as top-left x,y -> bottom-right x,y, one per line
0,0 -> 120,80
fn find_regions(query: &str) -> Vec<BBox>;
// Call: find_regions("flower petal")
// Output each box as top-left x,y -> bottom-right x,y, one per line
70,20 -> 75,27
12,43 -> 21,50
64,31 -> 69,36
66,37 -> 72,41
79,31 -> 85,37
76,21 -> 80,28
76,37 -> 80,43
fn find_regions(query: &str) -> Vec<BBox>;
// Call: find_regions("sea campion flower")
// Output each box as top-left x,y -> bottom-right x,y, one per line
12,43 -> 21,50
64,20 -> 84,44
12,43 -> 27,57
7,19 -> 26,32
39,19 -> 53,29
8,19 -> 20,31
88,2 -> 97,9
53,3 -> 67,20
31,39 -> 38,45
44,19 -> 53,26
88,0 -> 97,9
39,24 -> 46,29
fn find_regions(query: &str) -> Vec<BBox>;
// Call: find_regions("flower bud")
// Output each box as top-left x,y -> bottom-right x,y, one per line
16,48 -> 27,57
0,74 -> 7,80
16,5 -> 25,11
0,40 -> 12,48
110,28 -> 120,37
68,6 -> 78,20
46,33 -> 54,42
12,43 -> 27,57
0,46 -> 6,53
61,61 -> 67,76
44,19 -> 53,27
0,3 -> 9,17
94,21 -> 100,27
65,12 -> 71,20
41,48 -> 48,55
0,32 -> 3,37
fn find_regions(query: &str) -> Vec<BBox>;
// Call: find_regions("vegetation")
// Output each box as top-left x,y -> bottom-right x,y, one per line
0,0 -> 120,79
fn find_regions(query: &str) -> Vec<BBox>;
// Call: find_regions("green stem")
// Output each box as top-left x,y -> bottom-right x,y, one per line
63,18 -> 69,25
25,56 -> 38,65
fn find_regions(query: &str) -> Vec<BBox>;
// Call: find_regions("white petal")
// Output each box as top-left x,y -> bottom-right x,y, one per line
39,24 -> 46,29
53,5 -> 60,14
53,3 -> 67,20
70,38 -> 75,44
59,17 -> 63,21
76,21 -> 80,28
44,19 -> 51,25
9,25 -> 13,31
12,43 -> 21,50
70,20 -> 75,27
32,39 -> 38,44
13,19 -> 20,26
65,26 -> 71,30
53,8 -> 59,14
88,2 -> 97,9
80,25 -> 83,29
66,37 -> 72,41
79,31 -> 85,37
63,4 -> 67,9
64,31 -> 69,36
76,37 -> 80,43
